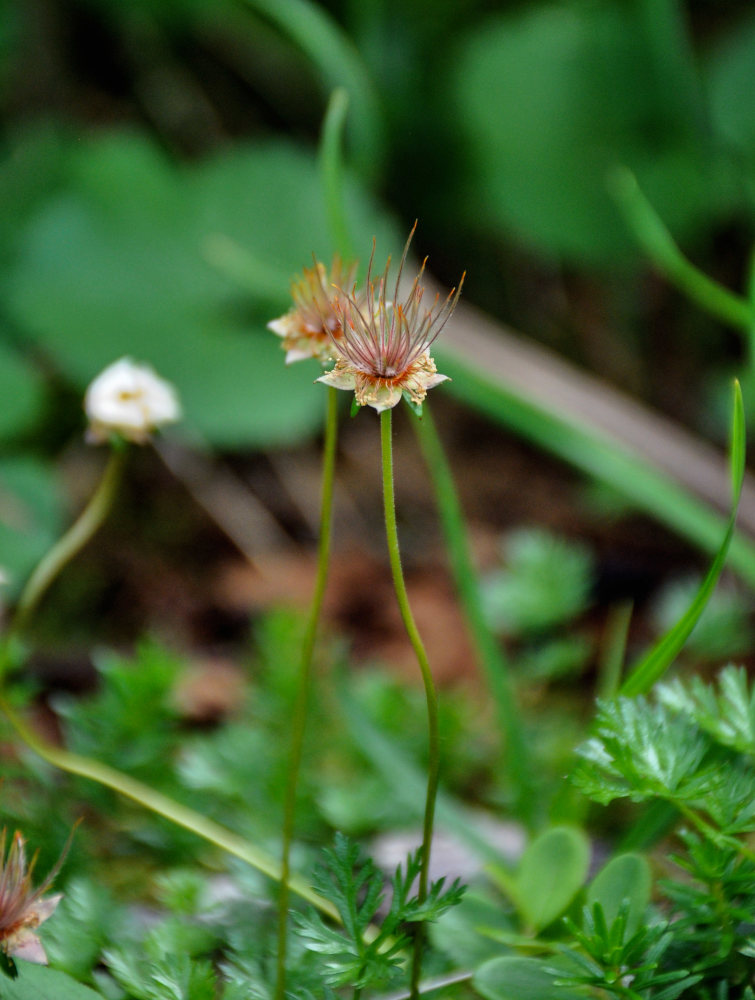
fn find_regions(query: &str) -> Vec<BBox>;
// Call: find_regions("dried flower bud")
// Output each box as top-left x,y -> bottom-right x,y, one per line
317,225 -> 463,412
268,256 -> 357,364
85,358 -> 181,444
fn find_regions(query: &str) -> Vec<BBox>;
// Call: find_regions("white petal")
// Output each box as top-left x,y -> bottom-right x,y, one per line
6,929 -> 48,965
267,316 -> 291,337
285,348 -> 316,364
316,368 -> 357,391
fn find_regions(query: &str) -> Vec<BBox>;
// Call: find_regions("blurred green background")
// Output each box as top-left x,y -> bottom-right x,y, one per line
2,0 -> 755,588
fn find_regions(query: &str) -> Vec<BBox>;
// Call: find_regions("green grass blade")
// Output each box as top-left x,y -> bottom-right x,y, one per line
620,380 -> 745,696
238,0 -> 384,180
318,87 -> 355,260
436,355 -> 755,590
610,168 -> 755,332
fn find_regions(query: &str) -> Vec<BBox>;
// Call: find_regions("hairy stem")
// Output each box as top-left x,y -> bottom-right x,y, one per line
274,386 -> 339,998
380,408 -> 439,998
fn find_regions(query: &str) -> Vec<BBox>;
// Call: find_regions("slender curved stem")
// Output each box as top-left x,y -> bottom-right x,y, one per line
412,405 -> 537,828
380,408 -> 439,999
319,88 -> 355,261
274,386 -> 339,997
8,448 -> 127,650
610,167 -> 755,333
0,692 -> 340,919
0,443 -> 341,923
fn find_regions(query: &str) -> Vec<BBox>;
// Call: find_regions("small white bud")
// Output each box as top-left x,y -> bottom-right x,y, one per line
84,358 -> 181,444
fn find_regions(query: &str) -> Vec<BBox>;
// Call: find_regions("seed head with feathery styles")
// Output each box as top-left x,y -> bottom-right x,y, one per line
268,256 -> 358,365
0,830 -> 65,966
317,225 -> 464,412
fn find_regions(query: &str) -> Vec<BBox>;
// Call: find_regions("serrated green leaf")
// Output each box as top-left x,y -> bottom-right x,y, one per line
513,827 -> 590,931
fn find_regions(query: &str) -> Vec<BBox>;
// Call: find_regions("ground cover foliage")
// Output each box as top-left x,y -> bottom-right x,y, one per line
3,0 -> 755,997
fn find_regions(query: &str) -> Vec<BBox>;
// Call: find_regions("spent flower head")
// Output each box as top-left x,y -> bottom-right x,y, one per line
0,830 -> 64,966
317,224 -> 464,412
85,357 -> 181,445
268,256 -> 358,365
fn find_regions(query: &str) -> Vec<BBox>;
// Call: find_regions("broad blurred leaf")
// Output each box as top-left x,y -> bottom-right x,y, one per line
480,528 -> 593,637
0,337 -> 45,440
8,132 -> 397,448
450,4 -> 716,265
0,457 -> 64,596
706,12 -> 755,162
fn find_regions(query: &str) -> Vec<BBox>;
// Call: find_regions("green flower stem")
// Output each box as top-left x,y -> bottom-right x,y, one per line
274,385 -> 339,999
0,691 -> 340,920
0,442 -> 341,924
412,405 -> 537,828
319,88 -> 355,261
380,408 -> 439,999
8,447 -> 127,649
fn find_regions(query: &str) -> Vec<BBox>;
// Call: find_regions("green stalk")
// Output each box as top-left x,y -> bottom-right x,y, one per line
412,405 -> 537,828
8,447 -> 126,650
380,408 -> 439,999
319,88 -> 355,261
610,168 -> 755,333
274,386 -> 338,998
0,444 -> 341,923
0,692 -> 339,919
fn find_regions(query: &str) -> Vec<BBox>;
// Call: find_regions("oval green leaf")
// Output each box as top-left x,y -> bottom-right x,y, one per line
473,956 -> 584,1000
587,852 -> 651,937
515,826 -> 590,931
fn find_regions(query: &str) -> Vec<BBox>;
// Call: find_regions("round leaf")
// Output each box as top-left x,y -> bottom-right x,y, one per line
474,956 -> 584,1000
587,852 -> 651,938
515,826 -> 590,931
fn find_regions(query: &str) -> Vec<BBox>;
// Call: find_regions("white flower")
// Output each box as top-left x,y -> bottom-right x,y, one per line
84,358 -> 181,444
